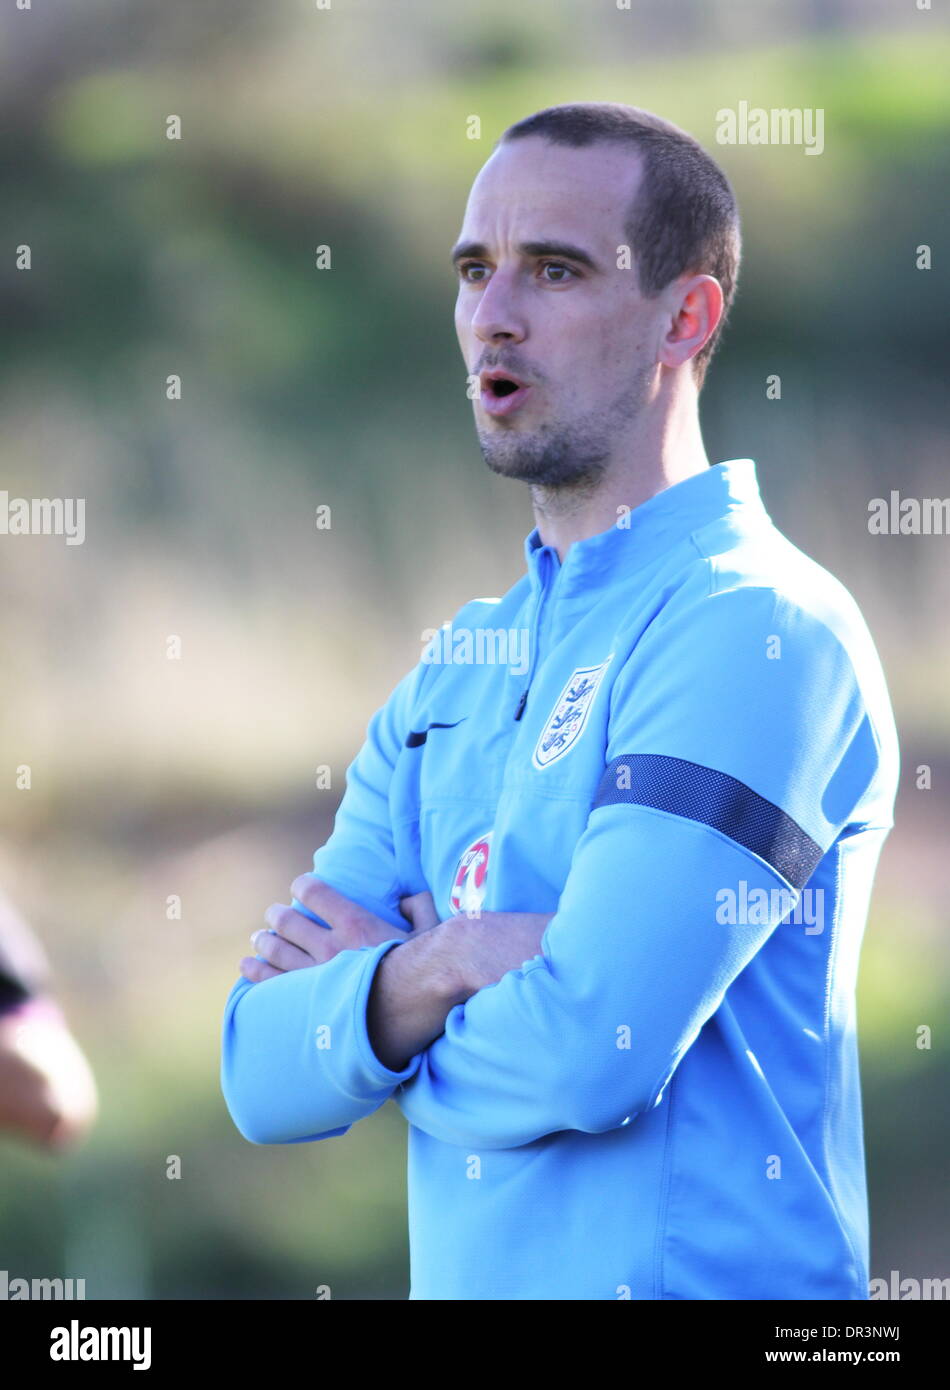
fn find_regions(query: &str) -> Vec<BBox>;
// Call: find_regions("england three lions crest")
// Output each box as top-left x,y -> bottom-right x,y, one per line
532,655 -> 614,770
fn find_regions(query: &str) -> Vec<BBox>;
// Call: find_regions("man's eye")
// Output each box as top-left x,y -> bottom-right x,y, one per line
457,261 -> 577,283
540,262 -> 575,283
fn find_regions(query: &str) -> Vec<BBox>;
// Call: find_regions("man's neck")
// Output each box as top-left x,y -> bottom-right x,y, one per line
531,411 -> 712,563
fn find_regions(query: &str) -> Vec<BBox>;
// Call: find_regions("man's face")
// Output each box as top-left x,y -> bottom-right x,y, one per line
453,135 -> 669,490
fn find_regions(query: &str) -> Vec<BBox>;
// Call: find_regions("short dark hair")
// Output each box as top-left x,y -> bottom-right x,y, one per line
497,102 -> 741,390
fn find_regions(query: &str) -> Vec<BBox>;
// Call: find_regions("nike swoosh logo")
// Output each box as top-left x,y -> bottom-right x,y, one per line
405,718 -> 468,749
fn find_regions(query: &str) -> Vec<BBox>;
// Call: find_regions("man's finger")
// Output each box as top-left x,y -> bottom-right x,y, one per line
265,903 -> 348,963
251,927 -> 316,973
239,956 -> 283,983
264,902 -> 336,961
279,877 -> 407,955
289,875 -> 382,944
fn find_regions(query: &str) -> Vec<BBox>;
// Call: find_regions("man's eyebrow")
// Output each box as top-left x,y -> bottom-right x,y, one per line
450,239 -> 602,272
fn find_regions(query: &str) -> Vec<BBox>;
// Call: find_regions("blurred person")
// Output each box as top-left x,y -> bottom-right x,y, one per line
221,103 -> 898,1300
0,886 -> 98,1151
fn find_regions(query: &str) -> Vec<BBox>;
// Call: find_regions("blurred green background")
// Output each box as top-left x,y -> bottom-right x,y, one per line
0,0 -> 947,1298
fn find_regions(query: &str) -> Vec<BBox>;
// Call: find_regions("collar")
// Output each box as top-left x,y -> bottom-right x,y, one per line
522,459 -> 768,597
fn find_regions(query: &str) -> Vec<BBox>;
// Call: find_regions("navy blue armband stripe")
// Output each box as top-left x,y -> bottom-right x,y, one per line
593,753 -> 823,890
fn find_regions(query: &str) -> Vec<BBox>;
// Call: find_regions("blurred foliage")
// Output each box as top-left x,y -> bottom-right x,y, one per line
0,0 -> 947,1296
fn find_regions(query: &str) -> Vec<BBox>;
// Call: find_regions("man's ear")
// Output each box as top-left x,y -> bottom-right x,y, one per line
658,274 -> 723,372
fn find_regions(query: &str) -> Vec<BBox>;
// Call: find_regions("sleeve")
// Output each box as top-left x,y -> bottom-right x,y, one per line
388,584 -> 883,1150
221,652 -> 433,1145
297,656 -> 434,931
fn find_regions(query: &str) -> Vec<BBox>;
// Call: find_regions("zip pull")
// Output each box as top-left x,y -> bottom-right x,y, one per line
514,545 -> 551,722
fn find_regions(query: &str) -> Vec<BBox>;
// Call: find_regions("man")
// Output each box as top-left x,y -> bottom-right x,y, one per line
221,102 -> 899,1300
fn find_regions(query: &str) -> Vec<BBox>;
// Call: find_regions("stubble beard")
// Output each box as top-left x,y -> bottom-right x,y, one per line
475,366 -> 654,506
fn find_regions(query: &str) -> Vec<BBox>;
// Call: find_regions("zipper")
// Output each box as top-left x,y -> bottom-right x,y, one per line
514,546 -> 554,720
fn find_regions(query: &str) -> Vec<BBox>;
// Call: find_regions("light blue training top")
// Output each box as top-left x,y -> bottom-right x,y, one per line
221,459 -> 899,1300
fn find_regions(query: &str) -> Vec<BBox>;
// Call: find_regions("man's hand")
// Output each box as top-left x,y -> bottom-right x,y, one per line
444,910 -> 557,1001
238,876 -> 440,983
0,998 -> 99,1152
366,908 -> 556,1071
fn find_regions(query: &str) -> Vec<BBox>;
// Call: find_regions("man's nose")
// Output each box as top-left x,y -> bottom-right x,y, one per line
470,269 -> 527,345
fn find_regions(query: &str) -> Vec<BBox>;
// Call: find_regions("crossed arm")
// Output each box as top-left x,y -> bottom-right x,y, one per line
238,875 -> 555,1072
224,588 -> 877,1150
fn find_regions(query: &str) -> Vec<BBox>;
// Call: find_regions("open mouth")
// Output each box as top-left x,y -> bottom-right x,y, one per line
488,378 -> 521,398
479,372 -> 532,417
